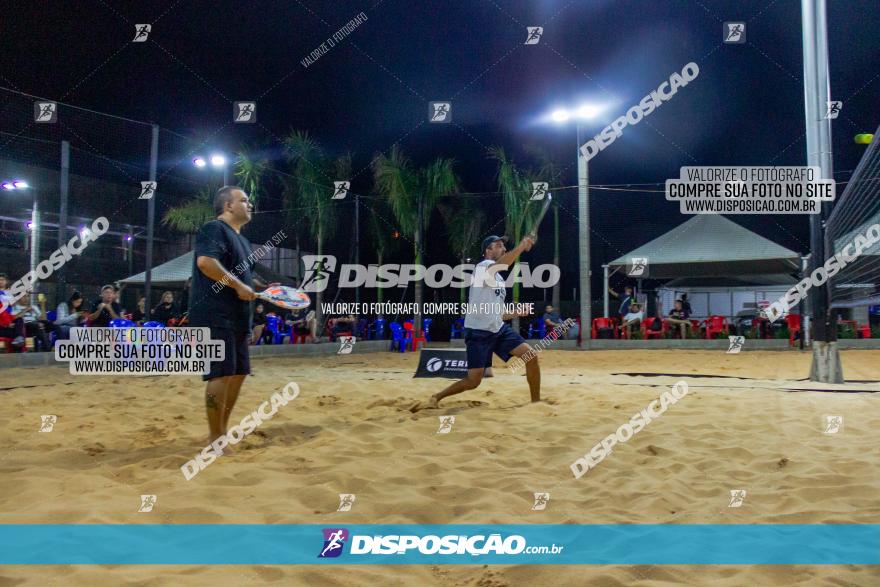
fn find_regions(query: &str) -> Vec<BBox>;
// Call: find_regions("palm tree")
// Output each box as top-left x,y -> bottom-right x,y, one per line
233,148 -> 269,212
373,145 -> 459,333
283,130 -> 337,338
439,201 -> 485,305
366,197 -> 401,306
162,186 -> 215,250
487,146 -> 545,332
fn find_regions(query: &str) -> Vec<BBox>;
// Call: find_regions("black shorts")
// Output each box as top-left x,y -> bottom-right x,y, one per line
203,327 -> 251,381
464,324 -> 526,369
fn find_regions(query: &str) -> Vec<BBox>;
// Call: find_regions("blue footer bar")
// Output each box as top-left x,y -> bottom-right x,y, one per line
2,524 -> 878,564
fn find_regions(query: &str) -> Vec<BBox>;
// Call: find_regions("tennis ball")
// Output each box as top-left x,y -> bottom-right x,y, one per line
854,133 -> 874,144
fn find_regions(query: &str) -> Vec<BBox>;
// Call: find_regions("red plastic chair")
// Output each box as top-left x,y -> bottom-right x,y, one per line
857,324 -> 872,338
619,318 -> 641,339
751,316 -> 771,339
403,321 -> 427,351
591,317 -> 617,339
0,337 -> 28,353
703,316 -> 729,339
785,314 -> 801,346
641,317 -> 668,339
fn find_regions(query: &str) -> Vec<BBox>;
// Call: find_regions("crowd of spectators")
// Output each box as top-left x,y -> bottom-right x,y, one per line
0,272 -> 195,351
250,302 -> 318,345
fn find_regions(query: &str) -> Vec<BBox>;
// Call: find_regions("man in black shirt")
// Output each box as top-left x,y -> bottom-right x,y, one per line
88,285 -> 122,327
189,186 -> 272,443
667,299 -> 691,338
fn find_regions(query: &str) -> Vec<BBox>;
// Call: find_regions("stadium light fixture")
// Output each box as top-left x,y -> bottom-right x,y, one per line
551,109 -> 570,123
576,104 -> 601,119
2,178 -> 29,190
193,152 -> 230,184
550,104 -> 603,124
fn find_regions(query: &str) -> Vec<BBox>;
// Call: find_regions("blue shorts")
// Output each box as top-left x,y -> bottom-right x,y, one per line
464,324 -> 526,369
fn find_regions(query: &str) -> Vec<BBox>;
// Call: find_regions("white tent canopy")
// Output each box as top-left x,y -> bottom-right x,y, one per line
604,215 -> 803,318
121,250 -> 299,287
607,215 -> 802,278
121,251 -> 196,287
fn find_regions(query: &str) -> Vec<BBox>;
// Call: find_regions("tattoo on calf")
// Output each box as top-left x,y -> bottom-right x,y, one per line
206,394 -> 218,410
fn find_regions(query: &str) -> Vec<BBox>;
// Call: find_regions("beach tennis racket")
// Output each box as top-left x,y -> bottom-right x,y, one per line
527,194 -> 553,242
257,286 -> 311,310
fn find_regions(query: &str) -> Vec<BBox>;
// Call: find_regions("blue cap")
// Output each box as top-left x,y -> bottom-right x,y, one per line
481,235 -> 506,255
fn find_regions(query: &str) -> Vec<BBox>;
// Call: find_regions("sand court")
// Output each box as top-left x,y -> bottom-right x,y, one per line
1,348 -> 879,585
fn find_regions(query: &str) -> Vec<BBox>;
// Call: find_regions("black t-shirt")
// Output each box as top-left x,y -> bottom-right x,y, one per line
189,219 -> 254,333
669,308 -> 690,320
253,312 -> 267,326
180,288 -> 189,314
152,302 -> 179,325
90,300 -> 122,327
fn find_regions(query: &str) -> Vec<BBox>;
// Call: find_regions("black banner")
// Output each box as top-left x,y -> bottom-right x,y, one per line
413,348 -> 469,378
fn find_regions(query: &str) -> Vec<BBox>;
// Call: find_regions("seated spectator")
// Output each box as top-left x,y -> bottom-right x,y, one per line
251,302 -> 274,345
621,302 -> 644,338
131,296 -> 146,324
89,285 -> 122,327
283,308 -> 312,342
301,309 -> 318,342
13,294 -> 53,351
152,291 -> 179,325
543,305 -> 562,332
332,314 -> 356,340
667,299 -> 691,338
55,291 -> 87,339
0,272 -> 26,349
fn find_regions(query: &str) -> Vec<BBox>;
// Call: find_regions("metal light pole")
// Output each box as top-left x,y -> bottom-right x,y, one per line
144,124 -> 159,321
29,192 -> 39,286
577,124 -> 592,349
549,105 -> 600,348
802,0 -> 842,382
355,192 -> 360,306
58,141 -> 70,305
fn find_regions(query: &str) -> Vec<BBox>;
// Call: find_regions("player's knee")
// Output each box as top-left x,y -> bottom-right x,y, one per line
464,375 -> 482,390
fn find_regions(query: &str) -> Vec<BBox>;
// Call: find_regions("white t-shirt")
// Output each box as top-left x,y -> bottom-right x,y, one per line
14,303 -> 41,324
624,310 -> 643,323
464,259 -> 506,333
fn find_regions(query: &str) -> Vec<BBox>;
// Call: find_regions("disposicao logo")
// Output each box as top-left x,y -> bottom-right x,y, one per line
319,528 -> 349,558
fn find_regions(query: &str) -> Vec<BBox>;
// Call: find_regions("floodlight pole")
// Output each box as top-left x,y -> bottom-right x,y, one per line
57,140 -> 69,305
802,0 -> 842,382
577,124 -> 592,349
355,193 -> 360,306
144,124 -> 159,321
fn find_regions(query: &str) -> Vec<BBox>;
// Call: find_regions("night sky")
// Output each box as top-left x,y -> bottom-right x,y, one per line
3,0 -> 880,298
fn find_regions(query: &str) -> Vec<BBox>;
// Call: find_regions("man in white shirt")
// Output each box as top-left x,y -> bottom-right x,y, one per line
621,303 -> 644,339
411,235 -> 539,410
12,294 -> 52,351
